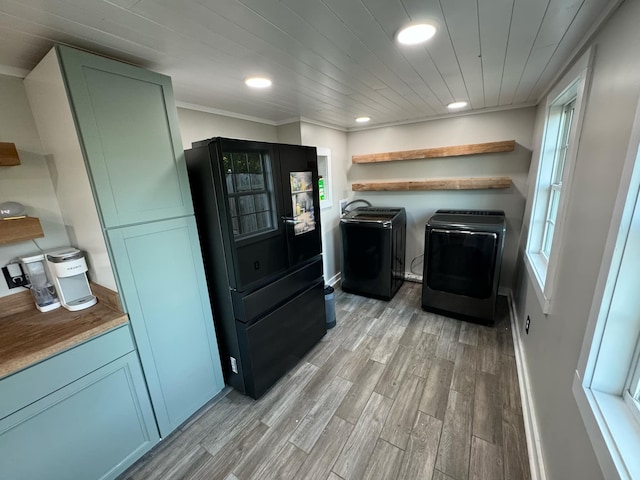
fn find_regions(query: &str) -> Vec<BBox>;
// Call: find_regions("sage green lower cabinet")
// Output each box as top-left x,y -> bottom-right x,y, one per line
0,351 -> 158,480
107,216 -> 225,436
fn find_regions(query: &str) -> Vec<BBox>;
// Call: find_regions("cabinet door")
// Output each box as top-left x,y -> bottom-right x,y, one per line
108,217 -> 225,436
56,44 -> 193,228
0,352 -> 158,480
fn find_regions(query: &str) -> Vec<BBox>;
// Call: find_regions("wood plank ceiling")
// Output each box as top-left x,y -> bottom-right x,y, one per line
0,0 -> 618,128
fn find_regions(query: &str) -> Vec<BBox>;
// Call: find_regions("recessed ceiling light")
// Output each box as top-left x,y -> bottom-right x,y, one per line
245,76 -> 272,88
447,101 -> 468,110
396,23 -> 437,46
355,116 -> 371,123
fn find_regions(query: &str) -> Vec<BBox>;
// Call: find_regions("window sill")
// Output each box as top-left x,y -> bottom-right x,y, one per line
573,372 -> 640,480
525,251 -> 551,314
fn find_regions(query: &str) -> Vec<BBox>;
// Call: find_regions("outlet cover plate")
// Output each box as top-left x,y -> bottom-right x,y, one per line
2,265 -> 29,289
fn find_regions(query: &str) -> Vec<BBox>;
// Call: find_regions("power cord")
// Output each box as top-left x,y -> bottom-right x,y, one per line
410,254 -> 424,275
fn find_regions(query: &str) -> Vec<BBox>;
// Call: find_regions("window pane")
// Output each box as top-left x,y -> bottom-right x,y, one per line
552,102 -> 576,184
542,222 -> 555,257
251,174 -> 265,191
542,189 -> 561,256
223,155 -> 234,193
228,197 -> 237,217
224,151 -> 276,239
548,189 -> 561,224
540,99 -> 576,257
254,193 -> 270,212
232,153 -> 251,192
256,211 -> 272,230
247,153 -> 262,173
238,195 -> 256,214
240,214 -> 258,234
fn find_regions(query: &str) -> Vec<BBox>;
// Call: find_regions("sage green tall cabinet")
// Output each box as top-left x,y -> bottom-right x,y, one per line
52,45 -> 224,436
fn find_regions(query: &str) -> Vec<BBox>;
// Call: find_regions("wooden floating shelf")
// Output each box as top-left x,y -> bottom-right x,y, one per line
0,217 -> 44,245
0,142 -> 20,166
352,140 -> 516,164
352,177 -> 512,192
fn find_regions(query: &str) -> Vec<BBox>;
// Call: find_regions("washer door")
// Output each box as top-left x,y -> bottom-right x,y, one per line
426,228 -> 498,299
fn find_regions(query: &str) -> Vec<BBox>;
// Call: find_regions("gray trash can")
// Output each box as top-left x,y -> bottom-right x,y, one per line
324,286 -> 336,329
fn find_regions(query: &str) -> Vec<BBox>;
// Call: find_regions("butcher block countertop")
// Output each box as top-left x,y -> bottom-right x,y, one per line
0,284 -> 128,379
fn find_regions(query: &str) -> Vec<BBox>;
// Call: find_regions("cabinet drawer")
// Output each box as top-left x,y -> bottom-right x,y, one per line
237,279 -> 326,398
233,258 -> 323,323
0,324 -> 135,419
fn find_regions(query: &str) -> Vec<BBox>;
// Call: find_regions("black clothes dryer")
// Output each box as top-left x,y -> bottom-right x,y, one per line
340,207 -> 406,300
422,210 -> 506,325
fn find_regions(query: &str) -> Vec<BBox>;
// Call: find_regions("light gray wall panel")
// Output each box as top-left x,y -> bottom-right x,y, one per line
346,107 -> 535,290
513,0 -> 640,478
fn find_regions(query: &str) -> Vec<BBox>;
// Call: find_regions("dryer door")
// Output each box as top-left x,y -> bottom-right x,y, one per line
426,228 -> 498,299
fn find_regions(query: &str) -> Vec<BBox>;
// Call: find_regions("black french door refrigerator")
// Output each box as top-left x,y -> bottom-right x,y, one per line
186,137 -> 326,398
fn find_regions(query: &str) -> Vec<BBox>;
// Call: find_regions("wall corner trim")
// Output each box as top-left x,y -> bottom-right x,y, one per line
507,290 -> 549,480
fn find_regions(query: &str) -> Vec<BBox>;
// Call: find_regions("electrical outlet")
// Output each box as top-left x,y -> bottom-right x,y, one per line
339,198 -> 349,214
525,315 -> 531,334
2,264 -> 29,289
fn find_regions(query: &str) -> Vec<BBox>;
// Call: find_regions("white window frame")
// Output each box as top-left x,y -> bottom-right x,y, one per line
540,99 -> 575,258
316,147 -> 332,210
525,50 -> 593,314
573,94 -> 640,480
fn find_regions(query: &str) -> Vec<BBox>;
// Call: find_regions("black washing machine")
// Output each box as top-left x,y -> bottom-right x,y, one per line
422,210 -> 506,325
340,207 -> 406,300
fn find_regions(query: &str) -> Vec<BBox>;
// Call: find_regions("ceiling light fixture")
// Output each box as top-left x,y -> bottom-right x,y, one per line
396,23 -> 437,46
447,101 -> 468,110
245,76 -> 272,88
355,116 -> 371,123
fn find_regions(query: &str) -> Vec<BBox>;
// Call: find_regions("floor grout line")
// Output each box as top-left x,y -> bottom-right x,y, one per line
118,284 -> 530,480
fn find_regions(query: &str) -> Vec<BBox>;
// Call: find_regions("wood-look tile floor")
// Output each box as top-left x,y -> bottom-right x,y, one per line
120,282 -> 531,480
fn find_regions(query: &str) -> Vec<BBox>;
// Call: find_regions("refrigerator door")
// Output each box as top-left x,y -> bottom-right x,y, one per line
278,144 -> 323,267
215,139 -> 289,291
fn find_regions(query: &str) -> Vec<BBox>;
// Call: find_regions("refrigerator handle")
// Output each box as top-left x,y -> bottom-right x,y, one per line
281,216 -> 304,225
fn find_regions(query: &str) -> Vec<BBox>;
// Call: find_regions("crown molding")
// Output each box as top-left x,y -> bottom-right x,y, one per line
0,64 -> 30,78
346,102 -> 538,132
175,101 -> 280,126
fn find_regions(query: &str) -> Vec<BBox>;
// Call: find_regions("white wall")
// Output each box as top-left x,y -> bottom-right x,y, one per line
277,122 -> 302,145
0,74 -> 69,298
347,108 -> 535,289
300,122 -> 348,282
177,107 -> 278,149
513,1 -> 640,478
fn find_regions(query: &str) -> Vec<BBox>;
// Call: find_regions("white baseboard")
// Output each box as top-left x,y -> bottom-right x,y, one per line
326,272 -> 341,287
506,290 -> 548,480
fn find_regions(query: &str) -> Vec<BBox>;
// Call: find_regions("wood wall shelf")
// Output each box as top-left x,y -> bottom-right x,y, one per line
352,177 -> 512,192
0,142 -> 20,166
0,217 -> 44,245
352,140 -> 516,164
